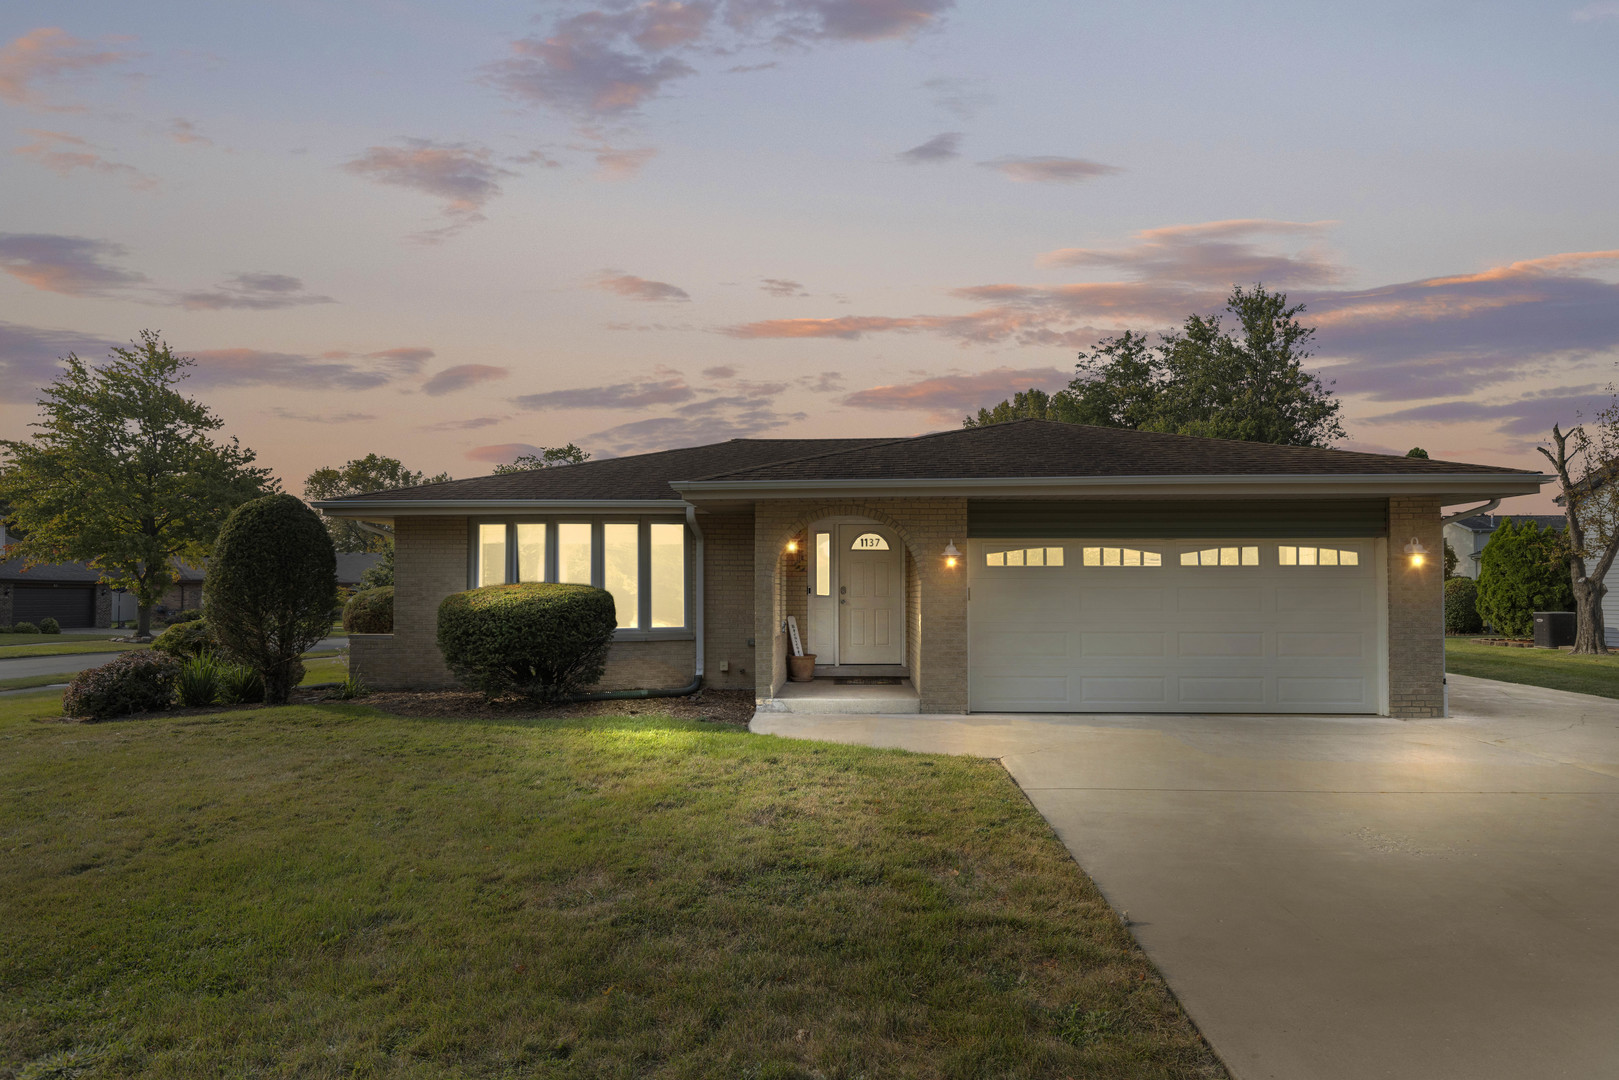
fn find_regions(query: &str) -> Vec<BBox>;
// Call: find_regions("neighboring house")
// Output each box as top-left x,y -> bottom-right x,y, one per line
336,552 -> 384,589
1443,514 -> 1567,580
315,420 -> 1544,719
0,557 -> 114,628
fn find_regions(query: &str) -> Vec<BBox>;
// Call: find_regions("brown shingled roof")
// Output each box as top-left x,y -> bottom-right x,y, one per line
686,420 -> 1538,483
327,438 -> 889,503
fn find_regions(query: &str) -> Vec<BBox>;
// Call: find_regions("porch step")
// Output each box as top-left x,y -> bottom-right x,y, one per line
758,677 -> 920,715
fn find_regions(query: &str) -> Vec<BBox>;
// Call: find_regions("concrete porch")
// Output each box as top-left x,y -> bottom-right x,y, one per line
756,676 -> 920,714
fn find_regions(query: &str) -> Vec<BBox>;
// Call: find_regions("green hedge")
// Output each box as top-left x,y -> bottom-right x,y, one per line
1476,518 -> 1573,637
152,619 -> 218,659
1444,577 -> 1483,635
437,583 -> 616,701
343,587 -> 394,634
63,652 -> 181,721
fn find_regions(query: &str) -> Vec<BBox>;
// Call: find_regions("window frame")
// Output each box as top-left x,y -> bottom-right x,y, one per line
467,516 -> 693,641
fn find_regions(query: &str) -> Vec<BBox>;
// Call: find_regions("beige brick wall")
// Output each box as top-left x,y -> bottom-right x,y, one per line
1387,496 -> 1444,718
754,498 -> 969,712
352,510 -> 756,694
698,507 -> 757,690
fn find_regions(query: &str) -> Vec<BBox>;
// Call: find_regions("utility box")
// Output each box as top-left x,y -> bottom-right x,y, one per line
1533,611 -> 1577,648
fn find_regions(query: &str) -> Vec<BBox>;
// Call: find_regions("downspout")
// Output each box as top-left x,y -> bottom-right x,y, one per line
1439,498 -> 1500,526
562,503 -> 705,701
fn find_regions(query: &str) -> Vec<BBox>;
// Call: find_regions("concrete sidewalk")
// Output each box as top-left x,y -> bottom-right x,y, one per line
752,676 -> 1619,1080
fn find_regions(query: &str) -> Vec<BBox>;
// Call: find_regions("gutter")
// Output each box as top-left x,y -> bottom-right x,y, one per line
670,473 -> 1550,498
312,498 -> 681,517
1439,498 -> 1502,526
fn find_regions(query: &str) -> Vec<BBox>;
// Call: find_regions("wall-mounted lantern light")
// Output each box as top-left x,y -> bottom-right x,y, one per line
1403,536 -> 1428,568
944,539 -> 961,569
785,537 -> 799,554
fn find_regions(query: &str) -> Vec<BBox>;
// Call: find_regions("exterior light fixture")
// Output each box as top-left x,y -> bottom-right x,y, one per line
1403,536 -> 1428,567
944,539 -> 961,569
785,537 -> 799,554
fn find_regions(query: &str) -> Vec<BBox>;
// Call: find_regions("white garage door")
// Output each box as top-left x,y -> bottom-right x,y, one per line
968,538 -> 1384,713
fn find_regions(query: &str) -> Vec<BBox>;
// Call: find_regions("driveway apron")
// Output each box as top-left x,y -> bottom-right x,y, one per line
751,674 -> 1619,1080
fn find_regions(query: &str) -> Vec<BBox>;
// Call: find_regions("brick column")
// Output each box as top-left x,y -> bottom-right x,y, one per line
350,516 -> 467,689
1387,496 -> 1444,718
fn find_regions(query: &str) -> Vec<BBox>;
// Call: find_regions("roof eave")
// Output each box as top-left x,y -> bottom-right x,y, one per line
671,473 -> 1551,502
312,498 -> 686,519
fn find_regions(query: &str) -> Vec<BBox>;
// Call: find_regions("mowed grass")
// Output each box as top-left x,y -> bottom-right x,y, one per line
1447,636 -> 1619,700
0,640 -> 146,659
0,694 -> 1224,1080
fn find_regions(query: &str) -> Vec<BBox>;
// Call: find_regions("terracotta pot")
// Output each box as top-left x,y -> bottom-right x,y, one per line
787,653 -> 817,682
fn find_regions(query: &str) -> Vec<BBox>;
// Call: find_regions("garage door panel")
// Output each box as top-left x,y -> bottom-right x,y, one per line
1080,587 -> 1164,613
1178,676 -> 1267,704
1277,677 -> 1368,708
970,537 -> 1380,714
1177,586 -> 1262,613
1081,676 -> 1167,704
1081,631 -> 1164,658
1276,586 -> 1363,613
1178,631 -> 1265,658
1278,632 -> 1364,658
976,675 -> 1070,703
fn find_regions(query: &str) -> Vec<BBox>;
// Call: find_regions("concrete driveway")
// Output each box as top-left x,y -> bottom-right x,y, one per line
752,675 -> 1619,1080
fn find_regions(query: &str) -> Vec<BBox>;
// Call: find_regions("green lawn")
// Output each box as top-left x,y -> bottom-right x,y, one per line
0,693 -> 1224,1079
0,639 -> 147,659
1447,636 -> 1619,700
0,656 -> 347,694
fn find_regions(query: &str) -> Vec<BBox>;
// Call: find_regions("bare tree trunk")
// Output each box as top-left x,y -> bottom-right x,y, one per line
1540,424 -> 1611,655
136,603 -> 152,638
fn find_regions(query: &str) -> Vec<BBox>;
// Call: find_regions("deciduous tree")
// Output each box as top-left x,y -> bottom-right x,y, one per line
303,454 -> 450,553
492,444 -> 592,473
965,285 -> 1345,447
1539,417 -> 1616,654
0,332 -> 275,637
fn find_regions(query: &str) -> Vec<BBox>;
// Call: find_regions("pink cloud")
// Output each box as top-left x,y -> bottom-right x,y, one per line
0,233 -> 146,297
1038,219 -> 1341,287
980,155 -> 1120,184
841,366 -> 1071,418
342,139 -> 516,239
167,118 -> 212,146
515,376 -> 695,410
0,27 -> 132,110
177,272 -> 334,311
421,363 -> 511,396
13,129 -> 157,189
596,272 -> 690,302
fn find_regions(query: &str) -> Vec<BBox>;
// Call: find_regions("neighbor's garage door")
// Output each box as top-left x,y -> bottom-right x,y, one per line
12,584 -> 97,628
968,539 -> 1381,713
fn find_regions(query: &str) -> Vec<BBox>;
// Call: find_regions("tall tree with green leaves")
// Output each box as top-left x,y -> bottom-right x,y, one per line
1476,518 -> 1575,638
965,286 -> 1346,448
492,443 -> 592,473
303,454 -> 451,553
0,331 -> 276,637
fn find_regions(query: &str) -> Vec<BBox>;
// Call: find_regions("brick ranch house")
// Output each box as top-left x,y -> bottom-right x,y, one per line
315,420 -> 1545,719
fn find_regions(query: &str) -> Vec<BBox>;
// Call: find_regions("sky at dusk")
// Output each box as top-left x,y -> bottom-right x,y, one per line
3,1 -> 1617,512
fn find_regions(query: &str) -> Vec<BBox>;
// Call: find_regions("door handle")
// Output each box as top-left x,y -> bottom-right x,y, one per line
840,599 -> 846,605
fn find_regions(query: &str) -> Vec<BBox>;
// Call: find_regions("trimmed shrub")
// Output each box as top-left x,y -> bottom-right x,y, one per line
1444,577 -> 1483,635
152,619 -> 218,659
205,493 -> 337,704
216,662 -> 266,705
171,608 -> 204,625
176,654 -> 223,707
437,583 -> 616,702
1476,518 -> 1574,637
12,621 -> 38,634
38,617 -> 60,634
342,587 -> 394,634
0,624 -> 12,634
63,651 -> 181,721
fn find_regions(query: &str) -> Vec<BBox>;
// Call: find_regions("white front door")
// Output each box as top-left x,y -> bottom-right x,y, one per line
837,523 -> 904,665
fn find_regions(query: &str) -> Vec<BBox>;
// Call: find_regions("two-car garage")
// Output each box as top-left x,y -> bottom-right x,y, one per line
965,501 -> 1388,714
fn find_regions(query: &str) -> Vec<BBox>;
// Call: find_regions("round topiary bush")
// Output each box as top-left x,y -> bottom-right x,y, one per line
205,493 -> 337,704
171,608 -> 204,625
343,586 -> 394,634
38,617 -> 60,634
1444,576 -> 1483,635
437,583 -> 616,701
152,619 -> 218,659
63,651 -> 182,721
12,621 -> 38,634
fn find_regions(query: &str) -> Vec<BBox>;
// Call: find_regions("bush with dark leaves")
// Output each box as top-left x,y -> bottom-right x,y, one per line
38,617 -> 60,634
152,619 -> 218,659
342,586 -> 393,634
63,651 -> 181,721
437,583 -> 616,702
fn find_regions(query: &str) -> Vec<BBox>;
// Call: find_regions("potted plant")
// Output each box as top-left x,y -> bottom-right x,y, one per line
787,652 -> 817,682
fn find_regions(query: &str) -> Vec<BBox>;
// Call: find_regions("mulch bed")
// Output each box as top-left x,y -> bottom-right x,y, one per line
298,686 -> 758,725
